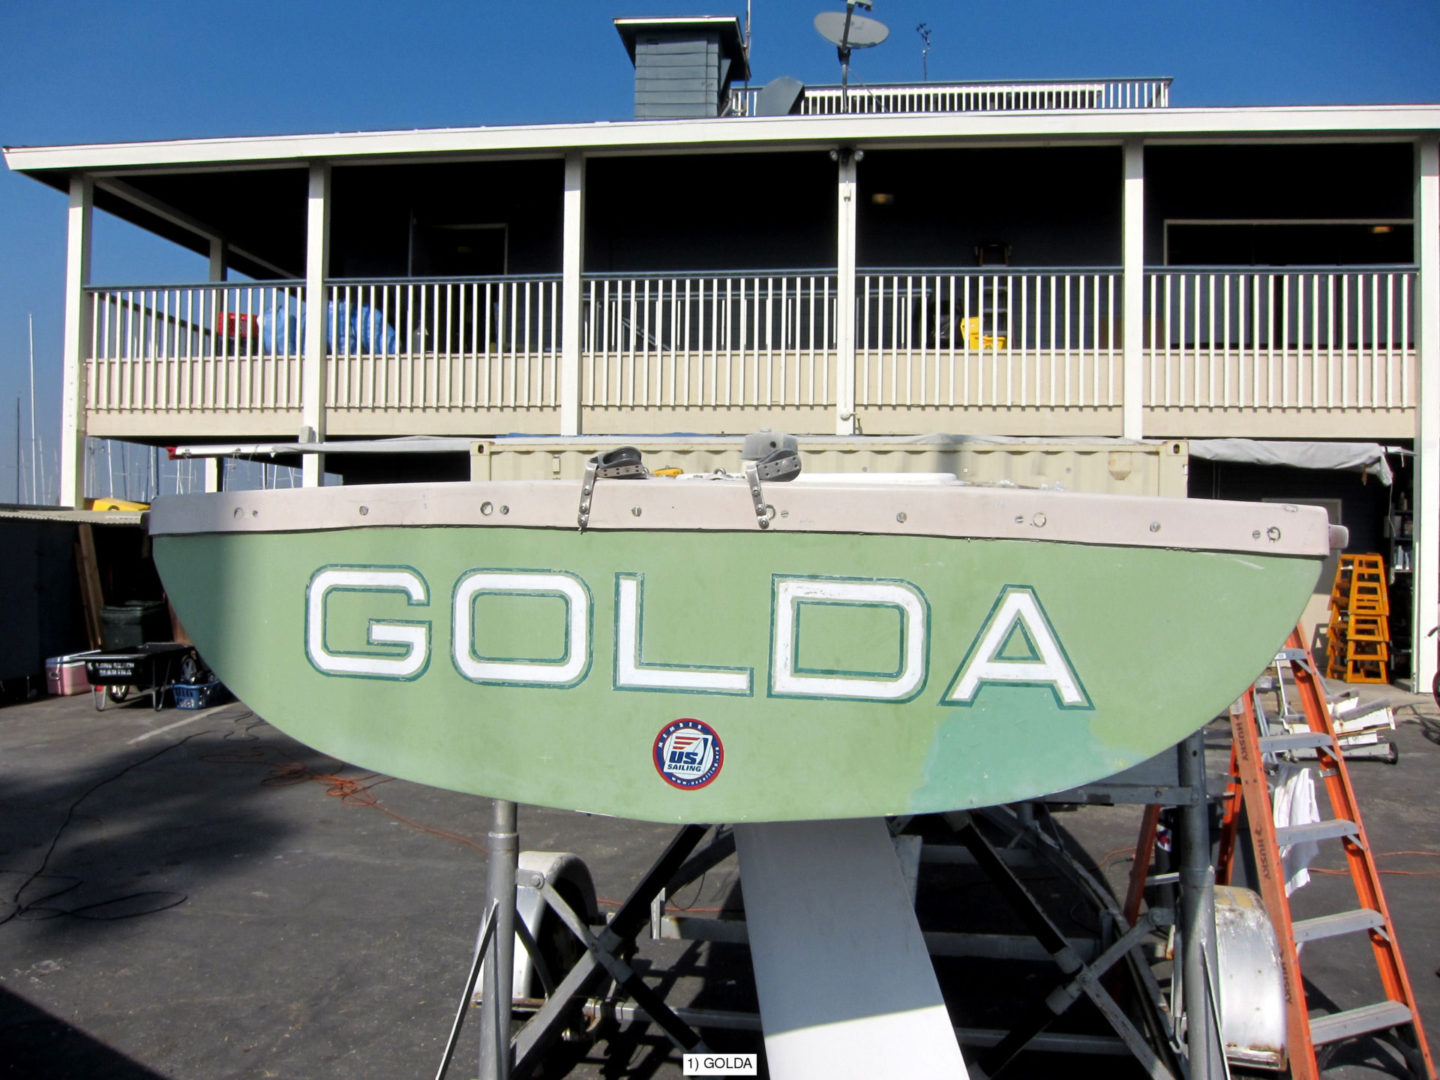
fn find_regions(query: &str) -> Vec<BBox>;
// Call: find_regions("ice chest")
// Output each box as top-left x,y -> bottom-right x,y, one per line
46,655 -> 94,696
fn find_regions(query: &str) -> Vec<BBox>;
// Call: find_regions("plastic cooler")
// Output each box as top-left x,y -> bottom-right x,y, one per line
46,655 -> 94,696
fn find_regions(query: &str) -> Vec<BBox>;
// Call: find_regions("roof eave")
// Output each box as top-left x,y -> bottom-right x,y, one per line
7,103 -> 1440,180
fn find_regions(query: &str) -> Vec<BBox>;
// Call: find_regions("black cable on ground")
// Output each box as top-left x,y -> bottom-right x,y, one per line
0,730 -> 213,926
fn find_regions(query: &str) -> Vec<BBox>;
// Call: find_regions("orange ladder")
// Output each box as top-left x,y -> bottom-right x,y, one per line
1217,628 -> 1434,1079
1326,554 -> 1391,683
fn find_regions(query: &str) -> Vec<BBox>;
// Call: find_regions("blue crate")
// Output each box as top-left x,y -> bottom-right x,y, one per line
173,680 -> 229,710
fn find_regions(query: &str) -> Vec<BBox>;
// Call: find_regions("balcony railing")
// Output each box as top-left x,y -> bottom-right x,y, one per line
583,272 -> 836,409
86,277 -> 562,414
729,78 -> 1171,117
83,265 -> 1416,428
1145,268 -> 1415,411
88,282 -> 304,412
324,277 -> 562,411
857,270 -> 1121,409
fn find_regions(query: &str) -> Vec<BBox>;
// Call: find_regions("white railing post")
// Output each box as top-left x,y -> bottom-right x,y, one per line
836,151 -> 859,434
206,243 -> 227,491
1122,138 -> 1145,440
302,163 -> 330,487
1413,138 -> 1440,691
561,152 -> 585,435
60,175 -> 93,508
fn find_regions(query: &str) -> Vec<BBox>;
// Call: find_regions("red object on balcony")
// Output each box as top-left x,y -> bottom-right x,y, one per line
224,312 -> 257,337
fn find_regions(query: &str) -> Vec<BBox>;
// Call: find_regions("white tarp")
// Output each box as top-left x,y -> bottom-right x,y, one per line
1188,439 -> 1394,486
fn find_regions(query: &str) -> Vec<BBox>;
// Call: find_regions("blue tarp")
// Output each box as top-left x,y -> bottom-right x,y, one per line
263,301 -> 399,355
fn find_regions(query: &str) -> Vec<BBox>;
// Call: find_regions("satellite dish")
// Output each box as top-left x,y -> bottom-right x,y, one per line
814,10 -> 890,50
814,3 -> 889,97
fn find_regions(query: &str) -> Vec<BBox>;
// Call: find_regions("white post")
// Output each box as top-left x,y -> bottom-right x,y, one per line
302,163 -> 331,487
205,237 -> 228,492
1412,138 -> 1439,691
560,151 -> 585,436
836,150 -> 859,436
1122,138 -> 1145,441
60,175 -> 94,508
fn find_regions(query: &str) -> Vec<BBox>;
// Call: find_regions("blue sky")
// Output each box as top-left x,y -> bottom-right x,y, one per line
3,0 -> 1440,500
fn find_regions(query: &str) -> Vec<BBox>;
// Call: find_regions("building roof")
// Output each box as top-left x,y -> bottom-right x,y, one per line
5,100 -> 1437,279
8,103 -> 1440,183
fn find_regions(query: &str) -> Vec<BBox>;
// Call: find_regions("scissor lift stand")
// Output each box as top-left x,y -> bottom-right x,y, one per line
439,735 -> 1224,1080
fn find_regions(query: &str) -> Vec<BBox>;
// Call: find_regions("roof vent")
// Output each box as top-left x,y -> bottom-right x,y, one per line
614,16 -> 751,119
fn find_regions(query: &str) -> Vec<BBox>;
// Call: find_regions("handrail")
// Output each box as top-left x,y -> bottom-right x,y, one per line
729,77 -> 1171,117
82,267 -> 1416,419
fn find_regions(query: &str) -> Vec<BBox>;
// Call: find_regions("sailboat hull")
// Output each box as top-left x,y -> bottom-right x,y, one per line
150,478 -> 1334,823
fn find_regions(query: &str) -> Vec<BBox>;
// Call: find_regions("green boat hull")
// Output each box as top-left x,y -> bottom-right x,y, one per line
153,522 -> 1320,822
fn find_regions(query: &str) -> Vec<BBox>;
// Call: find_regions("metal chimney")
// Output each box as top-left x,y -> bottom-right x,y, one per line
614,16 -> 751,119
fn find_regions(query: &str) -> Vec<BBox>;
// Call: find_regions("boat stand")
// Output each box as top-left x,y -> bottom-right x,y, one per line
441,734 -> 1227,1079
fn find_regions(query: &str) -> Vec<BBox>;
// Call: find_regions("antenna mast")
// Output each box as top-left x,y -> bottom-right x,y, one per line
917,22 -> 932,82
814,1 -> 889,108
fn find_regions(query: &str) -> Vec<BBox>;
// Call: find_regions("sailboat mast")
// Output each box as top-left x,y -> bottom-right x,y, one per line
28,314 -> 38,505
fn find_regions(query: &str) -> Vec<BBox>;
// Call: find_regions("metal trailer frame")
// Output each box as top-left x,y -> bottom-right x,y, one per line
435,733 -> 1229,1080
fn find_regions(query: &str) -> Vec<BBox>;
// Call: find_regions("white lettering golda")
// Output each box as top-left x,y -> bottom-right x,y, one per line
304,567 -> 1087,708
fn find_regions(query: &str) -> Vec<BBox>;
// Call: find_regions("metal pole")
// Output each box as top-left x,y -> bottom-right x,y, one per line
1178,731 -> 1222,1080
28,313 -> 38,506
479,799 -> 518,1080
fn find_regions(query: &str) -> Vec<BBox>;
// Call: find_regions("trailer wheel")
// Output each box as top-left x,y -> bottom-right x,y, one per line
108,684 -> 130,704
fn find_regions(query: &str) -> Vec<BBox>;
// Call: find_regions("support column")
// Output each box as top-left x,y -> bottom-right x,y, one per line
301,162 -> 331,488
835,150 -> 859,436
1178,731 -> 1223,1079
208,236 -> 228,283
60,175 -> 94,508
1121,138 -> 1146,441
1413,138 -> 1439,691
478,799 -> 518,1080
560,152 -> 585,437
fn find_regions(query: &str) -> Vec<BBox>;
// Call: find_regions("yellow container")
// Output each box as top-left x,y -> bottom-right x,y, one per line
962,316 -> 1007,350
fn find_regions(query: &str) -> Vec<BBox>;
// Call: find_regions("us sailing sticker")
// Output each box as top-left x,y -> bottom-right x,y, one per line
654,719 -> 723,790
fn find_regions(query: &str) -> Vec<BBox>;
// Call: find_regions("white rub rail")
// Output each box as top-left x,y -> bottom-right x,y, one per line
730,78 -> 1171,117
84,266 -> 1414,420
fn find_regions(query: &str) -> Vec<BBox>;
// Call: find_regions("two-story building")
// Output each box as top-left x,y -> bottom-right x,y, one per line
6,15 -> 1438,687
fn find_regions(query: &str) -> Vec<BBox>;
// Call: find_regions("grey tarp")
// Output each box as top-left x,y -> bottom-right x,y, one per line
1188,439 -> 1394,486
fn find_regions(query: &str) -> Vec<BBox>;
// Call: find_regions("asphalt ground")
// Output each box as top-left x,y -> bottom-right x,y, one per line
1,682 -> 1436,1080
